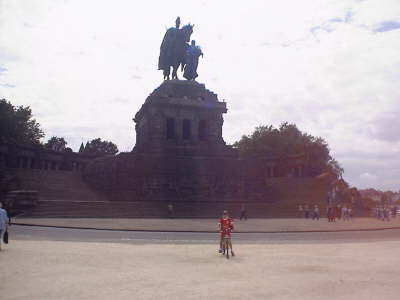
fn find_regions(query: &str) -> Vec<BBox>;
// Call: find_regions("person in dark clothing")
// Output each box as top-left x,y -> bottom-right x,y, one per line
167,203 -> 174,218
239,204 -> 247,220
304,205 -> 310,219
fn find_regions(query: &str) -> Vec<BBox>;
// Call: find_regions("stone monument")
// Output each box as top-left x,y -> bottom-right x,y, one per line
83,18 -> 312,213
1,18 -> 328,217
158,17 -> 202,80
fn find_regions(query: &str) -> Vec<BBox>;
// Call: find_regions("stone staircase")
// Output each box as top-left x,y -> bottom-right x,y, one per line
23,199 -> 324,218
19,175 -> 328,218
14,169 -> 107,201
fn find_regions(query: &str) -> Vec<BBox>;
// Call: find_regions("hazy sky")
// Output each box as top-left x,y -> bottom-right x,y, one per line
0,0 -> 399,191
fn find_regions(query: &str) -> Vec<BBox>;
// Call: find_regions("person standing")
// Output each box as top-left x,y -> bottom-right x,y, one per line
298,204 -> 303,218
380,206 -> 384,221
383,206 -> 390,221
0,202 -> 10,251
313,205 -> 320,220
376,206 -> 381,220
304,204 -> 310,219
341,206 -> 348,221
337,204 -> 342,220
183,40 -> 203,80
167,203 -> 174,218
348,207 -> 353,220
327,206 -> 334,222
327,206 -> 337,222
239,204 -> 247,220
333,205 -> 338,222
392,206 -> 397,218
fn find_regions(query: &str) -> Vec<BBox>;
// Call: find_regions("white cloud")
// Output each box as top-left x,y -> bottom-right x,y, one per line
360,172 -> 378,179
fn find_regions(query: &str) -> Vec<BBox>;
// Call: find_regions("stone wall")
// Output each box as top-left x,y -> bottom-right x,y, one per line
0,143 -> 96,197
84,151 -> 312,203
0,143 -> 93,172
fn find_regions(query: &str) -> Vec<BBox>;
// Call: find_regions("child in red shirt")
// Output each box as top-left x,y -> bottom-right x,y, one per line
218,210 -> 234,255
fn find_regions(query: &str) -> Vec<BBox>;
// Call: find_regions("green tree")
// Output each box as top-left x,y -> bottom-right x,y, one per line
44,136 -> 67,152
0,99 -> 44,145
78,142 -> 85,153
326,158 -> 344,179
233,122 -> 332,176
83,138 -> 118,156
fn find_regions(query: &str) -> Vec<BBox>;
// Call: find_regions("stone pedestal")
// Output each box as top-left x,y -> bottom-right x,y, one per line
133,80 -> 229,156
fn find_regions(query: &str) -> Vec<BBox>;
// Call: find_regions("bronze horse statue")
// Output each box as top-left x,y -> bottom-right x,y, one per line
158,21 -> 194,80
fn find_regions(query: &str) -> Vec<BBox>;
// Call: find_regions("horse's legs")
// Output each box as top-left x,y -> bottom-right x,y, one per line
172,64 -> 179,80
163,68 -> 170,80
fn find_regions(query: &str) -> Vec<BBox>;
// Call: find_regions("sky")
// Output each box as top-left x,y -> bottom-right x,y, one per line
0,0 -> 399,191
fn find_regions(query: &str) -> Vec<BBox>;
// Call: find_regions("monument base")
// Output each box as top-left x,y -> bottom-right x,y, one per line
83,80 -> 317,210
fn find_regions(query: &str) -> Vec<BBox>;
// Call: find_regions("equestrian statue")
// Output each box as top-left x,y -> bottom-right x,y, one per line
158,17 -> 203,80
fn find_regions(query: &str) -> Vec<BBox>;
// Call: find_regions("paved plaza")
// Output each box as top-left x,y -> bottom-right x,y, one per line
1,238 -> 400,300
2,218 -> 400,299
12,216 -> 400,232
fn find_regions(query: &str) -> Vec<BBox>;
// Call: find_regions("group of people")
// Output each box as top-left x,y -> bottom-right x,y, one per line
298,204 -> 320,220
371,205 -> 398,221
326,205 -> 353,222
298,204 -> 353,222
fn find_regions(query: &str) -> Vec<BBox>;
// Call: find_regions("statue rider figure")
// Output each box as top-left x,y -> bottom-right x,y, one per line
183,40 -> 203,80
158,17 -> 181,79
175,16 -> 181,29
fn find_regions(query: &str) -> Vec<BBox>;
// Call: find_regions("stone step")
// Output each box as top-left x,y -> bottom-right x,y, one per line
14,169 -> 108,202
14,168 -> 331,217
24,200 -> 323,218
